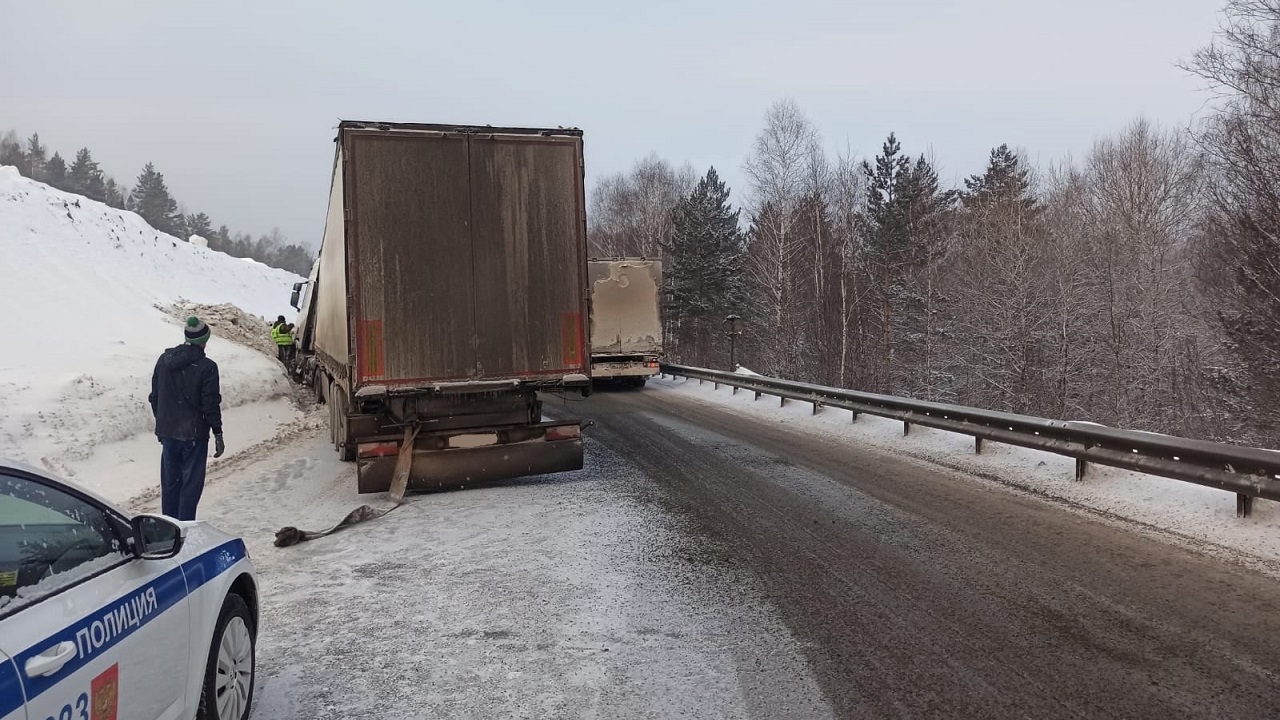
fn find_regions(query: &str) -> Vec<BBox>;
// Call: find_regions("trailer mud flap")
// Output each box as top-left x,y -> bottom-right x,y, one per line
356,426 -> 584,494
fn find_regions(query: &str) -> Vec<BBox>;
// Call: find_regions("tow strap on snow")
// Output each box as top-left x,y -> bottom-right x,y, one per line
275,425 -> 420,548
273,504 -> 400,547
387,425 -> 421,503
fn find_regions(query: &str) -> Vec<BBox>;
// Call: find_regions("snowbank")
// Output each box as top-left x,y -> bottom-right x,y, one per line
0,166 -> 305,487
652,376 -> 1280,566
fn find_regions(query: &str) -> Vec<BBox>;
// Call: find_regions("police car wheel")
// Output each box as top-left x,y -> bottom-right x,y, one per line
198,593 -> 256,720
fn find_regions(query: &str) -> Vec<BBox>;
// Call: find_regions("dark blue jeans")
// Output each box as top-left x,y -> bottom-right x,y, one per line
160,438 -> 208,521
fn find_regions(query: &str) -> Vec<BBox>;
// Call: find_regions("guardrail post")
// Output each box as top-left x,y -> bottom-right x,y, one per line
714,381 -> 719,390
780,396 -> 787,407
754,391 -> 761,401
974,437 -> 983,455
851,412 -> 858,423
1075,459 -> 1088,482
903,421 -> 911,436
1238,494 -> 1254,519
812,401 -> 822,415
732,386 -> 739,395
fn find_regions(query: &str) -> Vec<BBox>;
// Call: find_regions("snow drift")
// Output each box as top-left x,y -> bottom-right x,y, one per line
0,165 -> 304,478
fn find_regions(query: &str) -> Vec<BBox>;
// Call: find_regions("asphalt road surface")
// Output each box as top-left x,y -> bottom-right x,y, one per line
189,384 -> 1280,718
583,385 -> 1280,719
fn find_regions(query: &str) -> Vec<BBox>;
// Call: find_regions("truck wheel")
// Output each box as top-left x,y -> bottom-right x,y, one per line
332,388 -> 356,462
326,379 -> 340,447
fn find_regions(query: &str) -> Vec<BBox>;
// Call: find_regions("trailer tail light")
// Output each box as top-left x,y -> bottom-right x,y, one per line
358,441 -> 400,459
545,425 -> 580,441
646,361 -> 659,368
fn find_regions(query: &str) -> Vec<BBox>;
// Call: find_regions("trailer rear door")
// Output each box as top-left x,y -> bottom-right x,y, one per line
344,127 -> 588,388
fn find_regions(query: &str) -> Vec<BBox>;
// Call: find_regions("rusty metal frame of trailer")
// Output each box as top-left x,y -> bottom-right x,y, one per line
353,420 -> 584,494
337,121 -> 590,391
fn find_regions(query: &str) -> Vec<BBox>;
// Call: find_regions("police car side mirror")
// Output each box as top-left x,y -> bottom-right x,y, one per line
131,514 -> 186,560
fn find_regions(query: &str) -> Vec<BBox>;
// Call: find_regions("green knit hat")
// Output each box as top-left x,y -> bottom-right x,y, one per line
184,316 -> 211,345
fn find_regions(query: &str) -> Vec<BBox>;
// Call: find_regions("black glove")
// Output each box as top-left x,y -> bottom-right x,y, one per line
214,433 -> 226,459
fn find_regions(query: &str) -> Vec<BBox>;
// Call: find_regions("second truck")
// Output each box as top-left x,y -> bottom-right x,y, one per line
290,120 -> 591,494
587,258 -> 663,387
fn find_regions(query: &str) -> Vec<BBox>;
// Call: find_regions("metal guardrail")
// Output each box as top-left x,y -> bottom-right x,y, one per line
660,364 -> 1280,518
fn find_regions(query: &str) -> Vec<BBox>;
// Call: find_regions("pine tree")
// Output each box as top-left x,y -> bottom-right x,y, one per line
899,155 -> 956,264
25,133 -> 47,180
67,148 -> 106,201
231,232 -> 254,257
858,135 -> 955,395
862,134 -> 910,257
171,210 -> 190,241
666,167 -> 748,367
130,163 -> 181,236
961,144 -> 1036,213
950,145 -> 1049,413
272,244 -> 316,276
185,212 -> 214,240
211,225 -> 232,253
45,152 -> 68,189
103,177 -> 126,209
859,134 -> 910,391
0,131 -> 23,170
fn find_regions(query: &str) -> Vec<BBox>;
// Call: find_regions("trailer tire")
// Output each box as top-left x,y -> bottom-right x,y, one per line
312,369 -> 325,405
332,386 -> 356,462
325,378 -> 337,447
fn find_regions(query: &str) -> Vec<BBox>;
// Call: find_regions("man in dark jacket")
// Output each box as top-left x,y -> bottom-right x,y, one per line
149,316 -> 225,521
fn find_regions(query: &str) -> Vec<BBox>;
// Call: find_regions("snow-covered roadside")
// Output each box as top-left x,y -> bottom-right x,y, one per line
651,376 -> 1280,564
66,396 -> 303,507
0,166 -> 305,495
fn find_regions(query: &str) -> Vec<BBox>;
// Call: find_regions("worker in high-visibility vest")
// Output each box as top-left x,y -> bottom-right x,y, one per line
271,315 -> 295,366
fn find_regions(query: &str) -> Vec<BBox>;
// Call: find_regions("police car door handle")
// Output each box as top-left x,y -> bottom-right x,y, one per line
24,641 -> 77,677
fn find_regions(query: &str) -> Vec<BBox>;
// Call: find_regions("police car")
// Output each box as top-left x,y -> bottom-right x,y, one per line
0,460 -> 258,720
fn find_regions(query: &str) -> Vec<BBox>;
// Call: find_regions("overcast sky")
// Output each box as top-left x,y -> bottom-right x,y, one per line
2,0 -> 1224,248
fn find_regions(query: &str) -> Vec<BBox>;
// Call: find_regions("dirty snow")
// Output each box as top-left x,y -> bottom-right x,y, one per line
652,375 -> 1280,566
0,166 -> 305,498
162,428 -> 832,719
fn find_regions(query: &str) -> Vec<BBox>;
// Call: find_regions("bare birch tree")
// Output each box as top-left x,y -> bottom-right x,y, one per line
588,154 -> 695,259
742,100 -> 821,377
1184,0 -> 1280,442
826,152 -> 868,388
1078,120 -> 1214,432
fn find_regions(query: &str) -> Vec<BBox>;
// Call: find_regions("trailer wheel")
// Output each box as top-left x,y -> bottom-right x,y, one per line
325,378 -> 338,447
332,387 -> 356,462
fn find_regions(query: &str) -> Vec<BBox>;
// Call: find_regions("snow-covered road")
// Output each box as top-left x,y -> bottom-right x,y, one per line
152,409 -> 830,719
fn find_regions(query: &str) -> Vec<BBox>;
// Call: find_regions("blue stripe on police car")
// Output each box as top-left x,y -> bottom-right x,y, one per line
4,539 -> 246,710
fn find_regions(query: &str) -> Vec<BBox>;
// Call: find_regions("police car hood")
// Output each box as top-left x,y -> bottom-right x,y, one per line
176,521 -> 239,552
